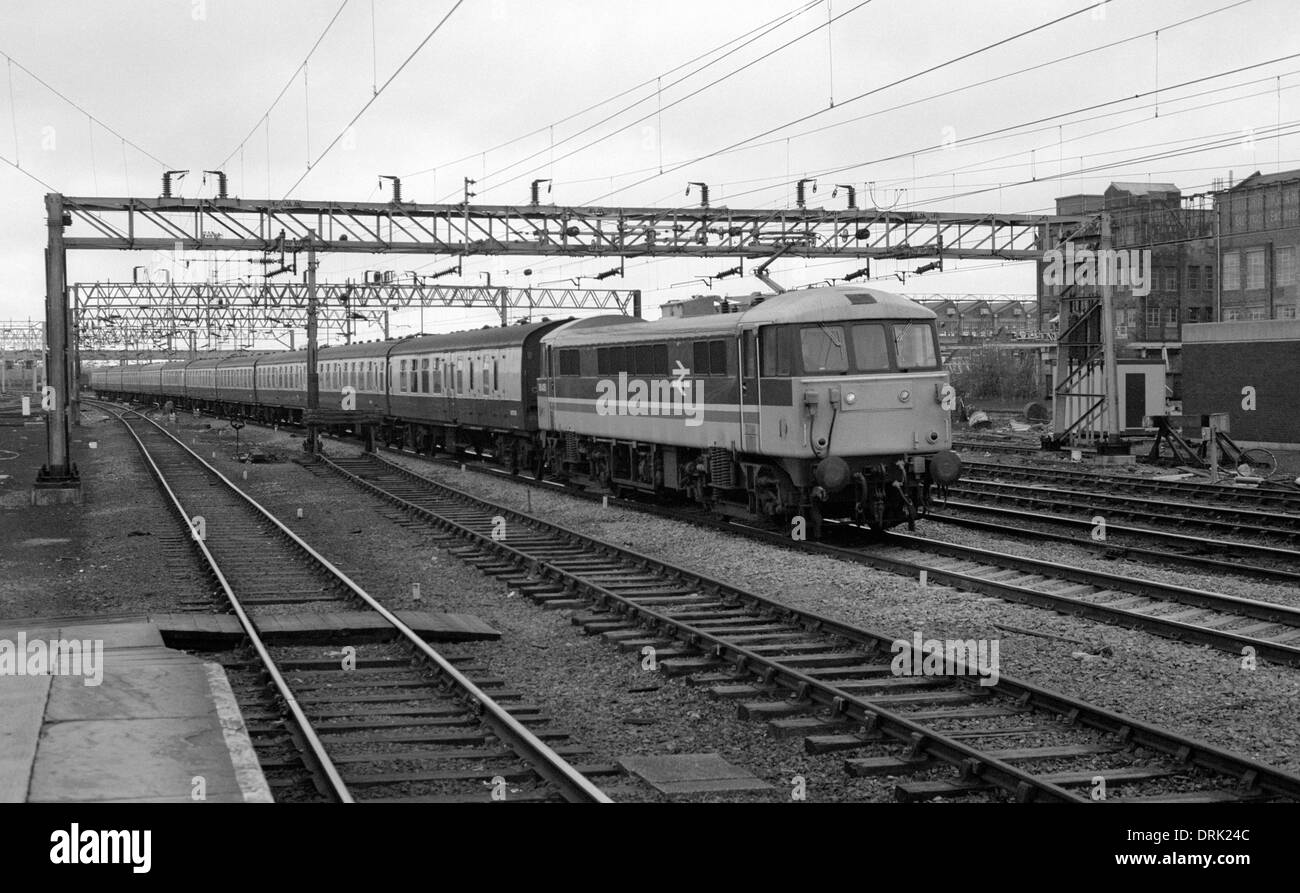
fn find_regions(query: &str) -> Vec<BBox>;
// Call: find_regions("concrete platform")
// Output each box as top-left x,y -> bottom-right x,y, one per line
0,618 -> 272,803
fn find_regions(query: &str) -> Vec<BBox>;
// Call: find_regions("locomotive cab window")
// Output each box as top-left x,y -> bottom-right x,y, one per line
851,323 -> 891,372
800,325 -> 848,374
893,322 -> 939,370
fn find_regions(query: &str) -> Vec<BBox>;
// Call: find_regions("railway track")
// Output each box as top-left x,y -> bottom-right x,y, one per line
376,446 -> 1300,665
92,402 -> 612,804
953,437 -> 1044,456
961,457 -> 1300,507
947,477 -> 1300,543
927,505 -> 1300,585
320,450 -> 1300,803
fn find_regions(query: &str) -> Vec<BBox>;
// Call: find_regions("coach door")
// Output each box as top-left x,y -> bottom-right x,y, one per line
739,327 -> 760,452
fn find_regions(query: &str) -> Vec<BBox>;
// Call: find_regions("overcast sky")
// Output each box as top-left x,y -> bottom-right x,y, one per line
1,0 -> 1296,340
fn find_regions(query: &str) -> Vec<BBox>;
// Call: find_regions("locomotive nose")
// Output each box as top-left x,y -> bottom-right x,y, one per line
814,455 -> 852,493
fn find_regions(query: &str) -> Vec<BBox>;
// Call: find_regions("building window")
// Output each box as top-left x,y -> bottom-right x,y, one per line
1280,306 -> 1297,319
1222,252 -> 1240,291
1188,267 -> 1200,290
1186,307 -> 1200,323
1276,246 -> 1296,287
1249,193 -> 1264,230
1224,308 -> 1240,320
1145,305 -> 1162,326
1245,248 -> 1266,290
1285,186 -> 1299,225
1248,308 -> 1267,320
1230,195 -> 1246,231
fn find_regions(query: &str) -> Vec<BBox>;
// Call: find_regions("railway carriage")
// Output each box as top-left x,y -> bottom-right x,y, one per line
380,320 -> 567,469
251,350 -> 308,423
216,355 -> 258,414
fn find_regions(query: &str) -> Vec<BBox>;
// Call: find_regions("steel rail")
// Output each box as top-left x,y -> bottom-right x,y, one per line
105,404 -> 353,802
926,509 -> 1300,584
381,446 -> 1300,665
93,401 -> 610,804
937,498 -> 1300,565
321,454 -> 1085,803
324,451 -> 1300,802
949,478 -> 1300,535
958,456 -> 1300,504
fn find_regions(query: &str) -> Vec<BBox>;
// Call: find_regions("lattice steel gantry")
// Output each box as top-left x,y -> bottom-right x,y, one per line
39,191 -> 1081,497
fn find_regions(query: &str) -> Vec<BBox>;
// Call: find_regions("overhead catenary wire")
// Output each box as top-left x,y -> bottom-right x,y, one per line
281,0 -> 465,199
213,0 -> 350,172
402,0 -> 823,181
0,47 -> 172,170
582,0 -> 1126,205
710,51 -> 1300,208
446,0 -> 874,202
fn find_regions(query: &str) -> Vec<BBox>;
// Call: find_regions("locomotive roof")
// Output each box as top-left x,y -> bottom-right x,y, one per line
543,286 -> 934,347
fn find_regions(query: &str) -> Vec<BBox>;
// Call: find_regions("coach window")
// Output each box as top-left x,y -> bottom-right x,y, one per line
456,361 -> 464,392
493,360 -> 499,392
558,349 -> 581,376
469,361 -> 475,391
634,344 -> 653,375
653,343 -> 668,374
800,325 -> 848,374
596,348 -> 609,376
760,326 -> 794,376
692,341 -> 709,375
399,359 -> 409,393
708,340 -> 726,376
851,324 -> 890,372
421,358 -> 431,393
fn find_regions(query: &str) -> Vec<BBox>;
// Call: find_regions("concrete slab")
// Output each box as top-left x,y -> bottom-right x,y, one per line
0,675 -> 51,802
45,660 -> 217,722
618,753 -> 772,795
1,616 -> 272,803
60,622 -> 165,650
29,716 -> 247,802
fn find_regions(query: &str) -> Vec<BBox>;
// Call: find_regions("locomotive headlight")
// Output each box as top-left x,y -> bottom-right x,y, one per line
898,389 -> 911,403
844,392 -> 857,405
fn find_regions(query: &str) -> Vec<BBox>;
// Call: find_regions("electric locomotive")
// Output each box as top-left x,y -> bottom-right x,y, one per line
538,285 -> 961,534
